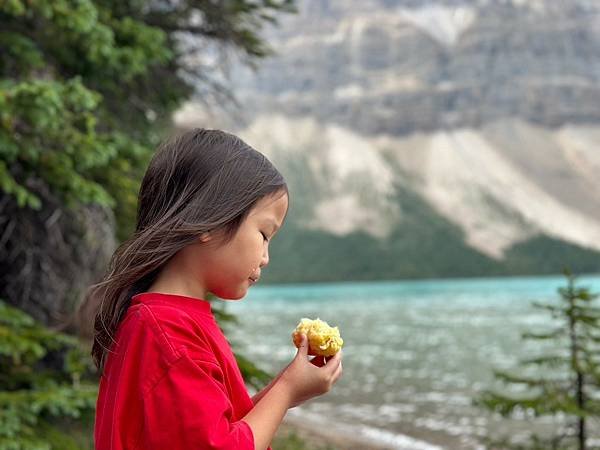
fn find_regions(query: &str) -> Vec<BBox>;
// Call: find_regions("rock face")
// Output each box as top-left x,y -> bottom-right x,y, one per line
178,0 -> 600,279
0,185 -> 116,328
238,117 -> 600,261
233,0 -> 600,134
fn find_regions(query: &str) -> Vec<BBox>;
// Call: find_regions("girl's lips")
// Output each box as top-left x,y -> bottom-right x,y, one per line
249,272 -> 260,282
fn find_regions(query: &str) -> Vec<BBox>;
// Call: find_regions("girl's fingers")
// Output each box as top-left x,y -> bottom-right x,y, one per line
325,351 -> 342,372
332,359 -> 343,380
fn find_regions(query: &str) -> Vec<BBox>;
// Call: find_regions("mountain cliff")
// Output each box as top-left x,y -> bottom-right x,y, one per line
176,0 -> 600,281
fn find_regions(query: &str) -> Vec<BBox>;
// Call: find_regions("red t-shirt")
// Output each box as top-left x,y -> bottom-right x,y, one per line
94,292 -> 271,450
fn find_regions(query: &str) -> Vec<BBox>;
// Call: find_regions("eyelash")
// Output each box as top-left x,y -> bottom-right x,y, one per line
261,232 -> 269,242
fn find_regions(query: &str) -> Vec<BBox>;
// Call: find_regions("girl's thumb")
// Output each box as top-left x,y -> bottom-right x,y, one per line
296,334 -> 308,356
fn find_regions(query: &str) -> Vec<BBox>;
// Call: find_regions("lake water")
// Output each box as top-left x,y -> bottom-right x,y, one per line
220,275 -> 600,449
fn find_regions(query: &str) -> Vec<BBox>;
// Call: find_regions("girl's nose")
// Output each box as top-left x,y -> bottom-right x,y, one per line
260,247 -> 269,268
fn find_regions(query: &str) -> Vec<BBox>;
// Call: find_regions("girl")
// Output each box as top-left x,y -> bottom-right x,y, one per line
87,129 -> 343,450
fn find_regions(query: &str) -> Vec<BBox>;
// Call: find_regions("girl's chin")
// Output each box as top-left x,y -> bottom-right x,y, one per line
212,287 -> 247,300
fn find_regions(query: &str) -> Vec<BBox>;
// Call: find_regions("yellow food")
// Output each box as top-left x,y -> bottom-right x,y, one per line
292,318 -> 343,357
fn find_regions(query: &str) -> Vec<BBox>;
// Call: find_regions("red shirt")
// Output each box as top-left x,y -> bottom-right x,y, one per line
95,292 -> 270,450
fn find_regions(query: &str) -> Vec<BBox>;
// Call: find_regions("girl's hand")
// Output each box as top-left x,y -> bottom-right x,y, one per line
254,352 -> 332,408
278,334 -> 343,408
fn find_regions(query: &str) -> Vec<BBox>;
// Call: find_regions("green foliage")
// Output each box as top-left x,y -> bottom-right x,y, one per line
0,293 -> 297,450
0,300 -> 97,450
474,272 -> 600,449
272,430 -> 339,450
503,236 -> 600,276
210,297 -> 273,390
1,78 -> 117,210
0,1 -> 168,239
1,2 -> 299,448
264,185 -> 504,283
0,0 -> 297,240
262,184 -> 600,284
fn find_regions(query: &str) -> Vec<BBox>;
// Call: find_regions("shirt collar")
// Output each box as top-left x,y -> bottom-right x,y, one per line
131,291 -> 214,316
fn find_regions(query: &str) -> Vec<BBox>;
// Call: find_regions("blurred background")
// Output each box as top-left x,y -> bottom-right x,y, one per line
2,0 -> 600,449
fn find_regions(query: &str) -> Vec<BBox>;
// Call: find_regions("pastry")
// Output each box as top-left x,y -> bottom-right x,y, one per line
292,318 -> 343,357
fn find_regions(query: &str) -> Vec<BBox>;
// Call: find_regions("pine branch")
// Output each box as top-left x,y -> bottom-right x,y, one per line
519,354 -> 571,368
522,328 -> 566,340
475,273 -> 600,449
493,368 -> 568,386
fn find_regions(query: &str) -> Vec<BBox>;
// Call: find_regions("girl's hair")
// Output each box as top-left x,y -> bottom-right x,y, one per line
82,128 -> 288,373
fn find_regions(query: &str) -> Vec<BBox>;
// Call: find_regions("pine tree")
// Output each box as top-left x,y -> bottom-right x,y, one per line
475,272 -> 600,449
0,3 -> 295,446
0,0 -> 297,326
0,299 -> 98,450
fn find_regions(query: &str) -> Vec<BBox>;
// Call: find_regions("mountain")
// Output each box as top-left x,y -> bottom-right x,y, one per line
176,0 -> 600,282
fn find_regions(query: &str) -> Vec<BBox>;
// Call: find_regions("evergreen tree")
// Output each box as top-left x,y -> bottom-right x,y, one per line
0,3 -> 295,447
0,0 -> 296,326
475,272 -> 600,449
0,299 -> 97,450
0,294 -> 272,449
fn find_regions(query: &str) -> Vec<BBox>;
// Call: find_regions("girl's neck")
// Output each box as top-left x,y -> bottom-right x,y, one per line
148,258 -> 208,300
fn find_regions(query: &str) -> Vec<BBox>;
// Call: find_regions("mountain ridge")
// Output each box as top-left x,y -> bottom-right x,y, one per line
176,0 -> 600,281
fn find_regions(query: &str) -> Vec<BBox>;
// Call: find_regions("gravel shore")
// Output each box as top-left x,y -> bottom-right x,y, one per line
276,415 -> 392,450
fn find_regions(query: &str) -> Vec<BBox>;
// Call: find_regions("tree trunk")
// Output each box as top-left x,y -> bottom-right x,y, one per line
577,371 -> 585,450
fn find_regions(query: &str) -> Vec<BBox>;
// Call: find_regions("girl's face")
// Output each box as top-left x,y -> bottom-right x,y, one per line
189,190 -> 289,300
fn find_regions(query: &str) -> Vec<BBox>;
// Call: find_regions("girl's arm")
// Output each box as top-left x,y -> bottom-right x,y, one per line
243,336 -> 341,450
251,370 -> 285,405
243,380 -> 293,450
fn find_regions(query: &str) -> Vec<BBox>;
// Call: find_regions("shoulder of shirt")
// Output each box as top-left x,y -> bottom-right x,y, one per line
126,302 -> 220,367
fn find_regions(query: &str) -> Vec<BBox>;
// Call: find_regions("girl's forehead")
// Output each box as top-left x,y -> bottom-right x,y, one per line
249,191 -> 288,219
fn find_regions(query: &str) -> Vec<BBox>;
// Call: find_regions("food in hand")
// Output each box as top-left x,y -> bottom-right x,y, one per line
292,318 -> 343,357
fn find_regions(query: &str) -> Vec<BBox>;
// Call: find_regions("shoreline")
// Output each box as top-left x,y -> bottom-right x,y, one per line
276,409 -> 447,450
277,415 -> 391,450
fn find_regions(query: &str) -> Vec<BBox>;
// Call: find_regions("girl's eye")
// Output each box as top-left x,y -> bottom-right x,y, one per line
261,232 -> 269,242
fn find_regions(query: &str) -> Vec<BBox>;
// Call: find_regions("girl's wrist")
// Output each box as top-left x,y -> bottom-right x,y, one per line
267,378 -> 295,409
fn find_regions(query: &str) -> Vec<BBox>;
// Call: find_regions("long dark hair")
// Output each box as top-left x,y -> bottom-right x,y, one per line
82,128 -> 288,373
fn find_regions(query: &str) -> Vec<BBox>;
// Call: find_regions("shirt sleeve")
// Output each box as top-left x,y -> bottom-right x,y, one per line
140,352 -> 256,450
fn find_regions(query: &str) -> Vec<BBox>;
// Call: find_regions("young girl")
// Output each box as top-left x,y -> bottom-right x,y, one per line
87,128 -> 343,450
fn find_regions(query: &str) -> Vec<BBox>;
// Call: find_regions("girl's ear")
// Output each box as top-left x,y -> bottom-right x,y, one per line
199,232 -> 212,243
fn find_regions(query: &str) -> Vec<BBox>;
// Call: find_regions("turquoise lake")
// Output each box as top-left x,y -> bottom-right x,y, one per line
221,275 -> 600,449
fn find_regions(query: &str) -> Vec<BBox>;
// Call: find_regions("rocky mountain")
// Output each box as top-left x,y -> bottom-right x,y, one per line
176,0 -> 600,281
